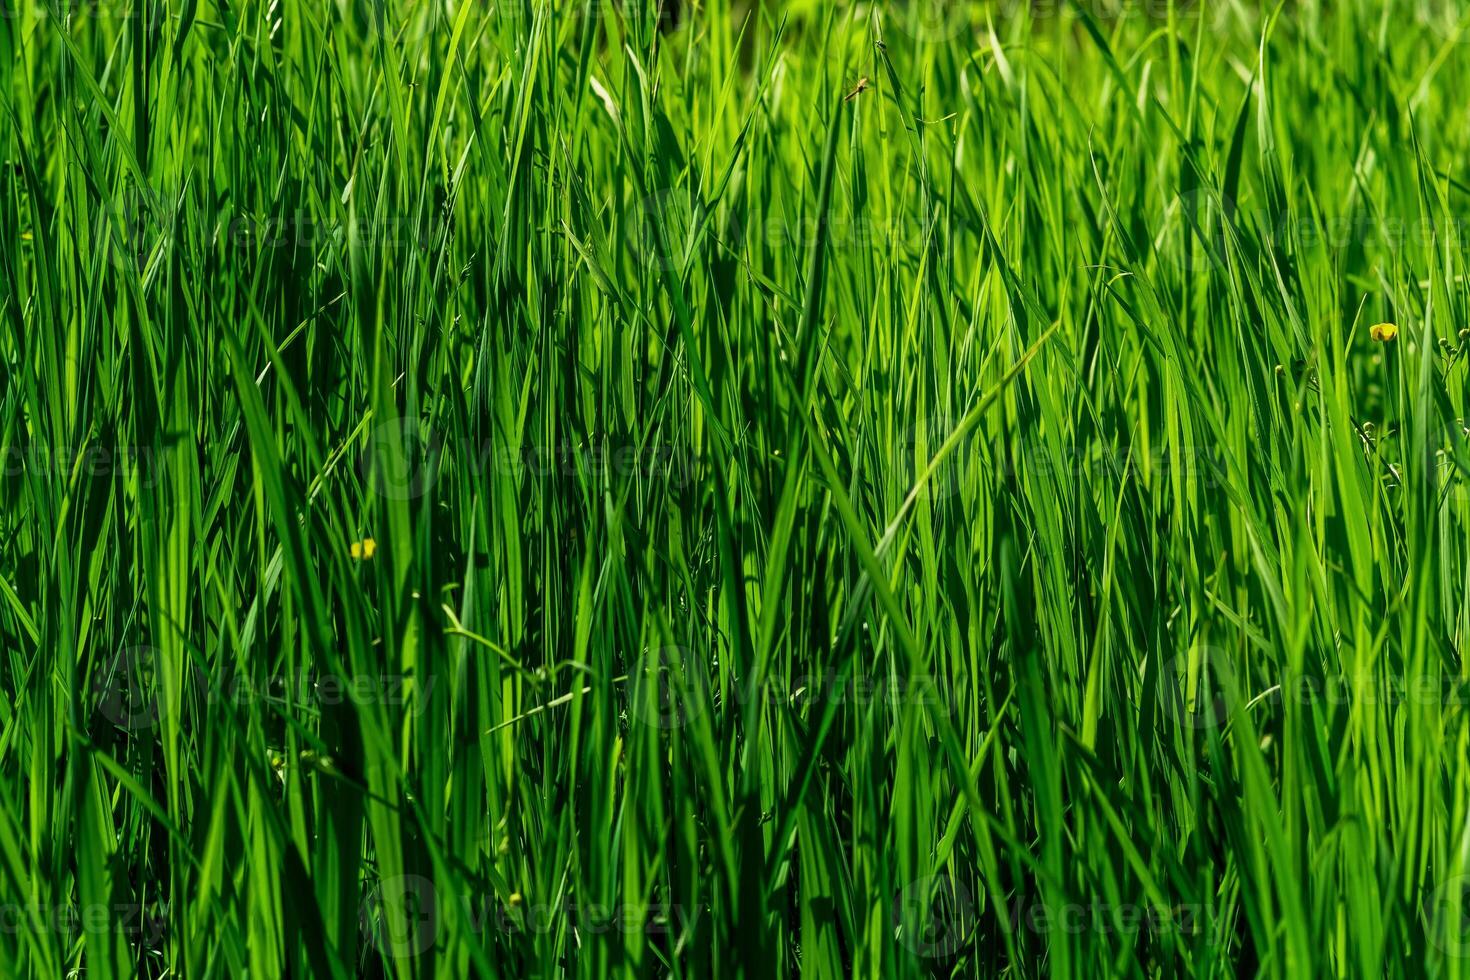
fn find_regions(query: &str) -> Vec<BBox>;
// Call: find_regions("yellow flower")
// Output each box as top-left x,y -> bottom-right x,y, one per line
350,537 -> 377,560
1370,322 -> 1398,342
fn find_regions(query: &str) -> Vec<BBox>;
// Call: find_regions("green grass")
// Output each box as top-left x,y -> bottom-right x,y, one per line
5,0 -> 1470,975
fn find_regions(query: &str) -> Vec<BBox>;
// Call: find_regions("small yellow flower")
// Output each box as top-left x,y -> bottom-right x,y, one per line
507,892 -> 523,908
1370,322 -> 1398,342
350,537 -> 377,560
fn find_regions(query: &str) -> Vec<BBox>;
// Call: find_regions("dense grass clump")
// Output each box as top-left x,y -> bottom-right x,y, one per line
5,0 -> 1470,976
